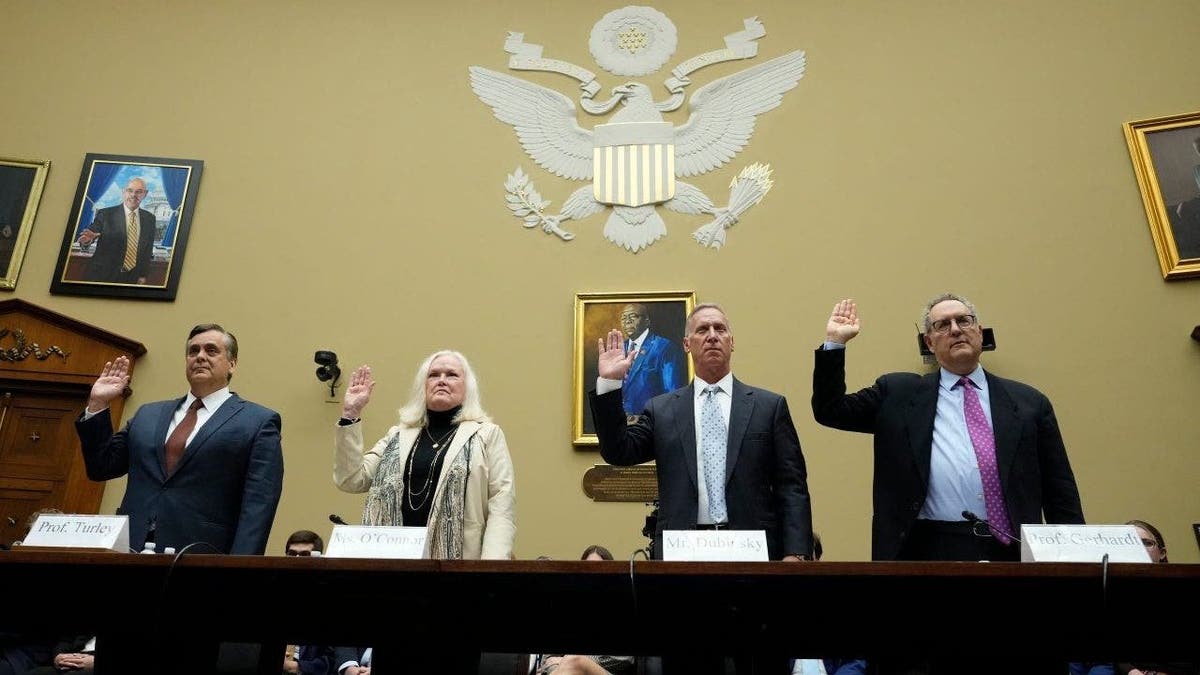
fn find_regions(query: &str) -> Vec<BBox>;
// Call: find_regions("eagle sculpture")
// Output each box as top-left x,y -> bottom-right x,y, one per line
469,50 -> 805,251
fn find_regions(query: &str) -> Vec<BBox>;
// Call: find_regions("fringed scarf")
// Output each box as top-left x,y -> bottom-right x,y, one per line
361,427 -> 475,560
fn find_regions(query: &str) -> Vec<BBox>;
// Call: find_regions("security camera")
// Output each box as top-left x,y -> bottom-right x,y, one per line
314,350 -> 341,396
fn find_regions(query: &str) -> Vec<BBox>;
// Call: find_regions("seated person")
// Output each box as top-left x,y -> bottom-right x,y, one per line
533,546 -> 634,675
791,535 -> 869,675
282,530 -> 337,675
23,635 -> 94,675
1075,521 -> 1193,675
334,647 -> 371,675
1113,520 -> 1194,675
1129,519 -> 1168,563
0,631 -> 53,675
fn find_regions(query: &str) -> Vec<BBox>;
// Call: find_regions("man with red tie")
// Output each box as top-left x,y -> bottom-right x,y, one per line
75,323 -> 283,555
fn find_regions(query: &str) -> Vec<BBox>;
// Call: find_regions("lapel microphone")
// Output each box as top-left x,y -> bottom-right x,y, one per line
961,510 -> 1023,544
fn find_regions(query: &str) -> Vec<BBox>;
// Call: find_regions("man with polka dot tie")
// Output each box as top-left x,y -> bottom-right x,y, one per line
812,294 -> 1084,563
814,294 -> 1086,675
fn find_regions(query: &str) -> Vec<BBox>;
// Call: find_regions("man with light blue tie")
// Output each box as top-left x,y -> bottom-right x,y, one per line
590,303 -> 812,675
811,295 -> 1084,563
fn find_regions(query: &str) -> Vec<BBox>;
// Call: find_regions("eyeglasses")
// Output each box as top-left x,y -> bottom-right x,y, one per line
929,314 -> 977,334
285,549 -> 313,557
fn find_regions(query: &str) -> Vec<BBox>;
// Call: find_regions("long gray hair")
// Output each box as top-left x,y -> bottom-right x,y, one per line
397,349 -> 491,428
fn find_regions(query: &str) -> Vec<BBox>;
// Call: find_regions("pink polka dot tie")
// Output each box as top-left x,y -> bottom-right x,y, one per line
958,377 -> 1013,544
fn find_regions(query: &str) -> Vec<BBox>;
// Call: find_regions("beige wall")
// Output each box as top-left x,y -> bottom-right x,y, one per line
1,1 -> 1197,562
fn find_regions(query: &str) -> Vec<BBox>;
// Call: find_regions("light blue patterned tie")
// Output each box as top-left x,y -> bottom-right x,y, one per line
700,384 -> 727,523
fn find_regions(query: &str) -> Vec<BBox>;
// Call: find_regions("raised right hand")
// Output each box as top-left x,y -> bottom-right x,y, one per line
826,299 -> 861,344
86,356 -> 130,413
597,329 -> 633,380
341,365 -> 375,419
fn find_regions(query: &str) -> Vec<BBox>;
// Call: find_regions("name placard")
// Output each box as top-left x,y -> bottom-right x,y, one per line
662,529 -> 768,562
22,514 -> 129,553
1020,524 -> 1151,563
323,525 -> 427,559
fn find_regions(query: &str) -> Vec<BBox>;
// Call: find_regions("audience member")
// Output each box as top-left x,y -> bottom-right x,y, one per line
1112,520 -> 1194,675
791,535 -> 868,675
333,647 -> 371,675
1129,519 -> 1168,563
532,545 -> 634,675
23,635 -> 93,675
281,531 -> 336,675
0,631 -> 52,675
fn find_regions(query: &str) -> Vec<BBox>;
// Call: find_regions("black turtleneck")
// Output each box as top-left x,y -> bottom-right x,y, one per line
401,405 -> 461,527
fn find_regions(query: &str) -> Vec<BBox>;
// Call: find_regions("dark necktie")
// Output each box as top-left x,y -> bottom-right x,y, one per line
957,377 -> 1012,543
164,398 -> 204,474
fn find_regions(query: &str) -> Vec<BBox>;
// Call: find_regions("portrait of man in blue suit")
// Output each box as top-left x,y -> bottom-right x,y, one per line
618,303 -> 687,421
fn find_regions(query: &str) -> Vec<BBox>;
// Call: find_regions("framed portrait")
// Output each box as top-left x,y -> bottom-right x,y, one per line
1124,111 -> 1200,280
49,153 -> 204,300
0,157 -> 51,291
573,290 -> 695,446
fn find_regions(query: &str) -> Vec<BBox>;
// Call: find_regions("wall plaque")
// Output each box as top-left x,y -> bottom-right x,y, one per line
582,464 -> 657,502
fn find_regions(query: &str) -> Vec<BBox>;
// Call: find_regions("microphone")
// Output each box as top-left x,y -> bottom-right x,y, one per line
329,514 -> 349,526
961,510 -> 1022,544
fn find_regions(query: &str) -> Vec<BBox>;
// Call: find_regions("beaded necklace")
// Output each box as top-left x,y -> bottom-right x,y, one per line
404,425 -> 457,511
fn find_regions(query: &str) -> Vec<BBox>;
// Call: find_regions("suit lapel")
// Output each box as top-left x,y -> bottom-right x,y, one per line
154,398 -> 185,479
430,420 -> 481,505
984,371 -> 1019,487
725,378 -> 753,483
907,373 -> 940,487
672,386 -> 699,491
172,394 -> 244,476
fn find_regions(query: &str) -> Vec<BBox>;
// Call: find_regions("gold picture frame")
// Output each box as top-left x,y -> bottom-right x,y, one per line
0,157 -> 51,291
1123,110 -> 1200,280
572,290 -> 695,446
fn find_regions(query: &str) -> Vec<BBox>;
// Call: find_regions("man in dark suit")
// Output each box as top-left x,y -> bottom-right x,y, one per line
77,177 -> 157,284
75,323 -> 284,555
617,302 -> 687,421
812,296 -> 1084,563
591,303 -> 812,675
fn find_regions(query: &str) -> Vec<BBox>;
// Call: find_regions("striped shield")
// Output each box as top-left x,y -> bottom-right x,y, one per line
592,122 -> 675,207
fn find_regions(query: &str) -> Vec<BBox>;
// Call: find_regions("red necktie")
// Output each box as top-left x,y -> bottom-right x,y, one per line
164,398 -> 204,474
